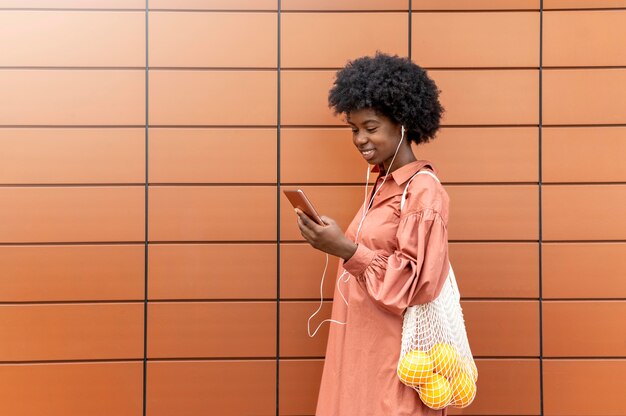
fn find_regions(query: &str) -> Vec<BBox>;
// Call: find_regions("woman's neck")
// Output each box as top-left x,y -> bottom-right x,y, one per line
382,148 -> 417,174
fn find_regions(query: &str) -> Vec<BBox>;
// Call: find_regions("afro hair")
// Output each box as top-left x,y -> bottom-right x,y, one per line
328,52 -> 444,145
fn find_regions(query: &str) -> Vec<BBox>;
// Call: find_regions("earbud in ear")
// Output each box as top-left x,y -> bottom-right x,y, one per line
401,125 -> 405,139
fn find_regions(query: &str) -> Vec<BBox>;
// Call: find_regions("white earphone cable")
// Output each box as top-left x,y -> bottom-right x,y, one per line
307,126 -> 406,337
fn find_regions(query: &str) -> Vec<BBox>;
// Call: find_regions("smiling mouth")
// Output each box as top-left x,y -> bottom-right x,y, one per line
360,149 -> 375,160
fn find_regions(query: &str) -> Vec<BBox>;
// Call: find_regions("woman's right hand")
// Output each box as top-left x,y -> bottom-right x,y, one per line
295,209 -> 357,261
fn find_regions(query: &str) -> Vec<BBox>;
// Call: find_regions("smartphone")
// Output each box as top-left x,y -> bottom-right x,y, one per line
283,189 -> 325,226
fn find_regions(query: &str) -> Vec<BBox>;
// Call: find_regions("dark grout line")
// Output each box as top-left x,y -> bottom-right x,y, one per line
1,240 -> 624,247
0,66 -> 145,70
2,297 -> 624,306
27,7 -> 626,12
5,65 -> 626,70
143,2 -> 149,416
538,2 -> 545,415
3,181 -> 626,187
408,0 -> 412,61
4,181 -> 626,187
0,8 -> 145,12
3,123 -> 626,128
0,359 -> 145,365
276,2 -> 282,415
543,7 -> 626,11
1,356 -> 622,366
0,300 -> 145,305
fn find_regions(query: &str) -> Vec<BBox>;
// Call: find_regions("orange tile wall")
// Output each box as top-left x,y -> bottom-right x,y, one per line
0,1 -> 625,415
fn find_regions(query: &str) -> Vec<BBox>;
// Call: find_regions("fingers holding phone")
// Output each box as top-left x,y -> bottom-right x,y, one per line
285,189 -> 356,259
295,207 -> 326,237
284,189 -> 325,226
293,207 -> 320,241
295,211 -> 356,261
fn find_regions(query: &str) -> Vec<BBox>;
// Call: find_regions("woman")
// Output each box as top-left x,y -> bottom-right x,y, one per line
294,52 -> 450,415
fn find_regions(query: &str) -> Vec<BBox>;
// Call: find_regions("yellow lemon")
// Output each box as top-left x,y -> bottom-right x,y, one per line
397,350 -> 434,386
450,371 -> 477,408
418,373 -> 453,410
429,343 -> 460,379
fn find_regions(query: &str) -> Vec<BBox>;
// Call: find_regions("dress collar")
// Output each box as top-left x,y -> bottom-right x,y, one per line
371,160 -> 437,186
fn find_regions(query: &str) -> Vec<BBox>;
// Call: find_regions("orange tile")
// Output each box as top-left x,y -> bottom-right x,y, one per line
412,12 -> 539,68
0,245 -> 144,302
147,360 -> 276,416
0,11 -> 144,67
543,69 -> 626,125
0,128 -> 144,184
149,186 -> 276,241
279,359 -> 324,415
149,70 -> 277,126
0,362 -> 143,416
148,302 -> 276,358
542,185 -> 626,240
149,128 -> 276,183
416,127 -> 539,183
280,128 -> 374,184
149,12 -> 277,68
0,0 -> 144,8
149,0 -> 277,9
463,300 -> 539,357
281,13 -> 407,68
543,243 -> 626,299
280,243 -> 339,299
0,70 -> 144,126
280,301 -> 331,357
281,0 -> 407,10
280,70 -> 343,126
450,243 -> 539,298
544,10 -> 626,67
543,301 -> 626,357
0,187 -> 145,243
148,244 -> 276,299
447,185 -> 539,241
542,127 -> 626,183
543,359 -> 626,416
280,185 -> 363,241
430,70 -> 539,125
544,0 -> 626,9
413,0 -> 539,9
448,359 -> 541,415
0,303 -> 143,361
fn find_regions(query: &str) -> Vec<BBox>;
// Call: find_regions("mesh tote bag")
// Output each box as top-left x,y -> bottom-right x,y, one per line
396,170 -> 477,410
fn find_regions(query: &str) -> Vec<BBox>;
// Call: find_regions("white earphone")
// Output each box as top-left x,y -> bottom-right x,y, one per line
307,125 -> 407,337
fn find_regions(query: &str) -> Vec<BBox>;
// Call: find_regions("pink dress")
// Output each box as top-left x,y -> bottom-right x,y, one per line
315,160 -> 451,416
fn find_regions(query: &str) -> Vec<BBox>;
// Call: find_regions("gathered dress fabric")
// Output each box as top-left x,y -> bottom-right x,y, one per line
315,160 -> 451,416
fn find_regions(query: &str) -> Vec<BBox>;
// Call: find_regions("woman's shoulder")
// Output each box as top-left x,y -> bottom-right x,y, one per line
401,165 -> 449,216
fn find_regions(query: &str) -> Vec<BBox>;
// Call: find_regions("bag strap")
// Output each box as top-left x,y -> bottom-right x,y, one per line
400,170 -> 441,211
401,169 -> 457,297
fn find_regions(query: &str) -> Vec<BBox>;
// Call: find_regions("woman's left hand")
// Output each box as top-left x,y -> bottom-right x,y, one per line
295,209 -> 357,261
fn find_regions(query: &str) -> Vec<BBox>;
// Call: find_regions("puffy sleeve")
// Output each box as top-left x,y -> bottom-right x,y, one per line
342,200 -> 450,316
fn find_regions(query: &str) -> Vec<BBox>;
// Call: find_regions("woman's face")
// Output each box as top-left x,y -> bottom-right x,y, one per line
346,108 -> 406,170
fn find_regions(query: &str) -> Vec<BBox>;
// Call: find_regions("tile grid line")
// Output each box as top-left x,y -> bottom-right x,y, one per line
408,0 -> 412,61
143,1 -> 149,416
539,1 -> 545,415
4,7 -> 626,12
276,1 -> 282,415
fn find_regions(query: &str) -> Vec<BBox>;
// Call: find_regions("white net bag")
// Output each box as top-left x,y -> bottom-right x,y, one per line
396,170 -> 477,410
